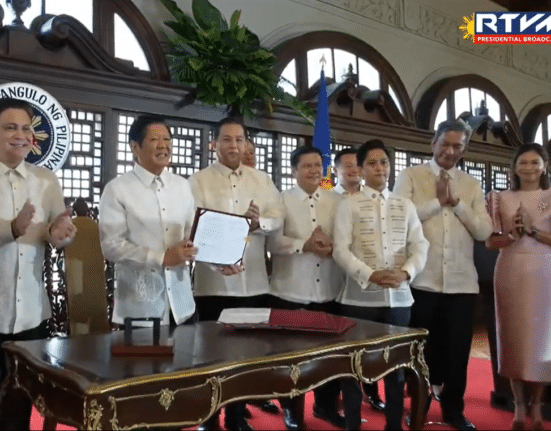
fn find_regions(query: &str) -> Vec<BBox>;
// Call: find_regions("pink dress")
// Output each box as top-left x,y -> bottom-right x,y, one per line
488,188 -> 551,382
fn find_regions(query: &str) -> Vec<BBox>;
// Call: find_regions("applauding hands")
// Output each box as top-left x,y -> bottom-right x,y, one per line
11,199 -> 35,239
11,201 -> 77,248
49,208 -> 77,247
303,225 -> 333,258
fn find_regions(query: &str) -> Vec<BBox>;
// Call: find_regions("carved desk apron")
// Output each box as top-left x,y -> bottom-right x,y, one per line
2,320 -> 429,430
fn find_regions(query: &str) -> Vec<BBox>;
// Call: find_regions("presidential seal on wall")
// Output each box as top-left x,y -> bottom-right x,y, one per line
0,82 -> 71,172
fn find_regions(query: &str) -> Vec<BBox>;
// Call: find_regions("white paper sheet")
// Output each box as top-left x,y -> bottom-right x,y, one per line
218,308 -> 271,324
192,209 -> 250,265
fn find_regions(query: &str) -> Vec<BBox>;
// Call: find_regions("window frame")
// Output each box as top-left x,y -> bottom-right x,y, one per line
272,31 -> 413,122
415,74 -> 519,133
521,103 -> 551,148
94,0 -> 169,80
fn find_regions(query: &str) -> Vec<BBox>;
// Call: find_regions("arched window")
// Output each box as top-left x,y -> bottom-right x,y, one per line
416,75 -> 518,132
521,104 -> 551,147
273,31 -> 413,122
3,0 -> 166,77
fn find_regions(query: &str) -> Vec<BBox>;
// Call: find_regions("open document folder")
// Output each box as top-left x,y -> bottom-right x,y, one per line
190,207 -> 251,265
218,308 -> 356,334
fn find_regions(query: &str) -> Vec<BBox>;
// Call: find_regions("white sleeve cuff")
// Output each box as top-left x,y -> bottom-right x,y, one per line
149,249 -> 165,268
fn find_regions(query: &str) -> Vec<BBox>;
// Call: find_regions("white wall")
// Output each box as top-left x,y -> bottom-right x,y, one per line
131,0 -> 551,124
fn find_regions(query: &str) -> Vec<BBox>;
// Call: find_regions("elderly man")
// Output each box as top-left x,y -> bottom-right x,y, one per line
99,114 -> 197,330
0,98 -> 76,430
189,117 -> 283,431
334,139 -> 428,431
394,120 -> 493,431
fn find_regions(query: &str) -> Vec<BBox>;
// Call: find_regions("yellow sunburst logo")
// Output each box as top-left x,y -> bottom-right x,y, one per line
459,14 -> 475,42
320,173 -> 333,190
30,115 -> 49,155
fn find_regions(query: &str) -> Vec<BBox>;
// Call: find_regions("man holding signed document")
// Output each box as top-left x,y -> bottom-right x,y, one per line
189,117 -> 283,431
99,114 -> 198,329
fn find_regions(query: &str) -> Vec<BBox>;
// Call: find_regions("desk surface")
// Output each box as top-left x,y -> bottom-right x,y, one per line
4,319 -> 429,430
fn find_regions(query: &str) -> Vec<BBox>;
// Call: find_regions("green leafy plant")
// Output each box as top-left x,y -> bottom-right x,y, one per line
159,0 -> 315,121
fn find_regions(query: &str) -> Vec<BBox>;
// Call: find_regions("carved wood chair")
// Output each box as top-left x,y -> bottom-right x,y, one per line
42,215 -> 111,430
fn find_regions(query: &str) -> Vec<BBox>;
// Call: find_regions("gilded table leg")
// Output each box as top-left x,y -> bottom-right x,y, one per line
406,368 -> 429,430
289,394 -> 305,429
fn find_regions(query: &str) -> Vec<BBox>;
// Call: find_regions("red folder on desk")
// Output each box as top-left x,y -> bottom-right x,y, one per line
268,309 -> 356,334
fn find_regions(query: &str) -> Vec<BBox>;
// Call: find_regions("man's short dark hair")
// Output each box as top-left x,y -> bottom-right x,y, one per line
290,146 -> 323,169
357,140 -> 391,167
334,147 -> 357,166
214,117 -> 248,140
433,120 -> 472,144
0,98 -> 34,121
128,114 -> 171,147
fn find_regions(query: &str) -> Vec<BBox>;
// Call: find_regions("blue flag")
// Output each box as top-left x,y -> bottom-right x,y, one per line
313,68 -> 333,190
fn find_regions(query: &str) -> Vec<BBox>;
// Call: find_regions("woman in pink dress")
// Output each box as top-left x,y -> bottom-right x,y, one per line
486,143 -> 551,430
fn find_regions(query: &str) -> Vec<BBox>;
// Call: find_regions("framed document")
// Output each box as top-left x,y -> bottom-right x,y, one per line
190,207 -> 251,265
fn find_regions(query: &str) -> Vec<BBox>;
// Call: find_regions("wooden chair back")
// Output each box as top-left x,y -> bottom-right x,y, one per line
63,216 -> 110,335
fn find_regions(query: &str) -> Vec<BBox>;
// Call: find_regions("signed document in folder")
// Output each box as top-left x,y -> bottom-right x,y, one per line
218,308 -> 356,334
190,208 -> 251,265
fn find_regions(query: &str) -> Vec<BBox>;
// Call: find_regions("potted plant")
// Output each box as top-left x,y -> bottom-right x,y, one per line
159,0 -> 314,121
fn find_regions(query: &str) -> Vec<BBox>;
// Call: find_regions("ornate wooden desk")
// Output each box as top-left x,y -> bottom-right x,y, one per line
3,319 -> 429,430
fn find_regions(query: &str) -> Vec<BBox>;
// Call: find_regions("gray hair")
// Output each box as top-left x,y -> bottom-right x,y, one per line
433,119 -> 472,144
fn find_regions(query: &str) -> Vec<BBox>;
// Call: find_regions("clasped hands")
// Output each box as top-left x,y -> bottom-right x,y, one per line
509,203 -> 533,240
436,170 -> 460,207
11,200 -> 77,247
369,269 -> 409,289
303,225 -> 333,258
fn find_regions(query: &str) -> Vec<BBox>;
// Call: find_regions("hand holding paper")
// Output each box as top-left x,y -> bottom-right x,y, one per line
163,240 -> 198,267
244,200 -> 260,231
217,264 -> 244,276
